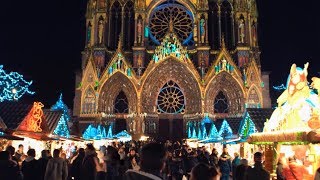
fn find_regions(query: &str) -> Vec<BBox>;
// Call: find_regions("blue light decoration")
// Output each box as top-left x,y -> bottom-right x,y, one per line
218,119 -> 233,139
107,123 -> 113,139
273,84 -> 286,91
187,122 -> 192,138
0,65 -> 34,102
0,131 -> 4,136
239,113 -> 256,140
191,123 -> 197,139
202,122 -> 207,140
208,123 -> 222,140
114,130 -> 131,139
197,122 -> 203,140
51,94 -> 70,122
83,124 -> 107,140
51,94 -> 70,138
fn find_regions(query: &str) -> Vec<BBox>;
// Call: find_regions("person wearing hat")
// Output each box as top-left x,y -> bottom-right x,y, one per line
245,152 -> 270,180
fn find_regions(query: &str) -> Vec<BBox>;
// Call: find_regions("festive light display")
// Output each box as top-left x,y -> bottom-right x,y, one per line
83,124 -> 107,140
18,102 -> 44,132
219,119 -> 233,138
208,123 -> 222,140
51,94 -> 71,138
0,65 -> 34,102
107,123 -> 113,139
191,124 -> 197,139
273,84 -> 286,91
187,122 -> 192,138
239,113 -> 256,139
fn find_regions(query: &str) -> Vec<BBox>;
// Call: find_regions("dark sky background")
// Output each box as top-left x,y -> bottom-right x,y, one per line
0,0 -> 319,108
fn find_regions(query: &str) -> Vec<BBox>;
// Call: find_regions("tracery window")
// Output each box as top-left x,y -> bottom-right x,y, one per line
114,91 -> 129,113
82,88 -> 96,114
123,1 -> 134,50
149,1 -> 193,46
157,80 -> 185,114
214,91 -> 229,113
108,1 -> 122,50
247,88 -> 260,108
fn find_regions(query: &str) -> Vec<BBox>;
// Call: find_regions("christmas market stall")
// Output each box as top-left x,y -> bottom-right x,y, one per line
82,123 -> 114,148
248,63 -> 320,179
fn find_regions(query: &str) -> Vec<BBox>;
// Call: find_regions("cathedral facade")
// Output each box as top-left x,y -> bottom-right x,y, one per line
74,0 -> 271,139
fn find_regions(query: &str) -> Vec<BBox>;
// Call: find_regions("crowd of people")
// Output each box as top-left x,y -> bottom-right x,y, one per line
3,139 -> 315,180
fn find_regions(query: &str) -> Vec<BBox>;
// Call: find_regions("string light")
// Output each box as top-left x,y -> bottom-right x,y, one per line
273,84 -> 286,91
0,65 -> 34,102
219,119 -> 233,138
18,102 -> 44,132
239,113 -> 256,139
83,124 -> 107,140
51,94 -> 70,138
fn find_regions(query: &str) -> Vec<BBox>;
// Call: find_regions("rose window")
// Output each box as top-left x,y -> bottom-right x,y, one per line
149,2 -> 193,45
157,81 -> 185,114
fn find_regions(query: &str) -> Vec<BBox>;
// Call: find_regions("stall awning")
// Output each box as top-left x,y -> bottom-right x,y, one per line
247,130 -> 320,144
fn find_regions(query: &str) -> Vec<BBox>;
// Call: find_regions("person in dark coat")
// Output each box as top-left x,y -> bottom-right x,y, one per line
38,150 -> 50,180
6,145 -> 19,165
245,152 -> 270,180
218,154 -> 232,180
0,151 -> 22,180
21,149 -> 40,180
209,148 -> 219,167
276,158 -> 285,180
106,145 -> 121,180
70,148 -> 85,180
82,144 -> 97,180
124,142 -> 167,180
235,159 -> 248,180
232,152 -> 241,180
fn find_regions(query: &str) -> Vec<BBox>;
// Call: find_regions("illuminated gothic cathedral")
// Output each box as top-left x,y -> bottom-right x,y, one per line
73,0 -> 271,139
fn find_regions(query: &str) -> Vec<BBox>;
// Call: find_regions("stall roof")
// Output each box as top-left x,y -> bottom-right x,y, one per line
0,101 -> 32,130
214,118 -> 242,134
246,108 -> 273,132
43,109 -> 63,134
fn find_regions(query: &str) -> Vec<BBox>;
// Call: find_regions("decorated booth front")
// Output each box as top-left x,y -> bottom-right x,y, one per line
248,62 -> 320,179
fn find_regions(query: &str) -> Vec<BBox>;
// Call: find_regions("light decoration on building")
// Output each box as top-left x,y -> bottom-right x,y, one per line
83,124 -> 107,140
0,65 -> 34,102
214,58 -> 234,74
152,33 -> 189,63
107,53 -> 132,77
239,113 -> 256,139
18,102 -> 44,132
218,119 -> 233,139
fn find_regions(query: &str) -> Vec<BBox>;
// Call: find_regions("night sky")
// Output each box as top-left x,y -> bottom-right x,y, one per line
0,0 -> 319,108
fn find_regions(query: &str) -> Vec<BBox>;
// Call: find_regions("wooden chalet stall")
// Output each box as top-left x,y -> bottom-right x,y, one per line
248,63 -> 320,179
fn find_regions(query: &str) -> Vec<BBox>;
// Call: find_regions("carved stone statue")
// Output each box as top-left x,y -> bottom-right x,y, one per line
200,18 -> 205,43
238,19 -> 245,43
193,24 -> 198,43
87,22 -> 92,45
98,18 -> 104,44
137,19 -> 143,44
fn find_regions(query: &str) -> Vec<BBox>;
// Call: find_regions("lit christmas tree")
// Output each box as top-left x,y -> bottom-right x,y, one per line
107,123 -> 113,139
239,114 -> 256,139
208,123 -> 221,139
0,65 -> 34,102
83,124 -> 97,140
219,119 -> 233,138
51,94 -> 70,138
